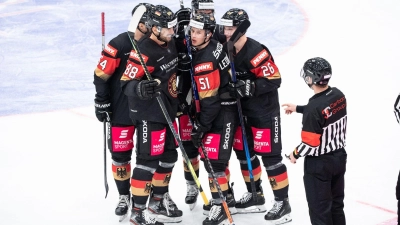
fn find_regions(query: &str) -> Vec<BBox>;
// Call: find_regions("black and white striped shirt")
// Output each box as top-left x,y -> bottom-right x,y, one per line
395,93 -> 400,124
295,87 -> 347,157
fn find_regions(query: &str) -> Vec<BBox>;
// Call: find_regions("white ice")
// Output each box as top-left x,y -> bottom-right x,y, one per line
0,0 -> 399,224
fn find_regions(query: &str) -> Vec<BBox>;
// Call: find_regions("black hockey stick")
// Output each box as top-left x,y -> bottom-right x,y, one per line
101,12 -> 109,199
226,20 -> 259,203
126,5 -> 209,206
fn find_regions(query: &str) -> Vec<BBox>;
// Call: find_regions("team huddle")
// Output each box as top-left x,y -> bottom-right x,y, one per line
92,1 -> 324,225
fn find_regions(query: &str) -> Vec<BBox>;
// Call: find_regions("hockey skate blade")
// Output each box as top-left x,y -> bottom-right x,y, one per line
203,207 -> 238,216
236,204 -> 266,214
148,211 -> 182,223
118,213 -> 128,222
188,201 -> 197,211
265,214 -> 292,225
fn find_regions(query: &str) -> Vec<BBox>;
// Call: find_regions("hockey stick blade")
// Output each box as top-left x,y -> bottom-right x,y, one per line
128,5 -> 146,34
228,19 -> 251,44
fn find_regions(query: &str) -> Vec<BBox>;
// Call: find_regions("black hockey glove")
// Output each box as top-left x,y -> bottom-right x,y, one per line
94,99 -> 111,122
177,93 -> 189,116
191,121 -> 208,148
177,52 -> 191,72
136,80 -> 161,100
175,8 -> 191,38
228,79 -> 255,99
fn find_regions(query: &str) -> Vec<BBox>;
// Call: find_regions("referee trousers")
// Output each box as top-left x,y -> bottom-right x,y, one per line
303,149 -> 347,225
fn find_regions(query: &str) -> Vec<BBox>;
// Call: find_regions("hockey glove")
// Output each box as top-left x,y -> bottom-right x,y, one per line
177,52 -> 191,72
174,8 -> 191,38
94,99 -> 111,122
136,80 -> 161,100
228,79 -> 255,99
191,121 -> 208,148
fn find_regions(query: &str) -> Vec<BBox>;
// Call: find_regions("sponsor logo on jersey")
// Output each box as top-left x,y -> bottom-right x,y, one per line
130,50 -> 149,63
213,42 -> 223,59
255,131 -> 263,139
142,120 -> 148,143
274,117 -> 279,143
160,57 -> 178,72
223,122 -> 231,149
159,131 -> 165,142
119,130 -> 129,139
104,44 -> 118,57
194,62 -> 213,74
251,49 -> 268,67
205,136 -> 213,145
322,96 -> 346,119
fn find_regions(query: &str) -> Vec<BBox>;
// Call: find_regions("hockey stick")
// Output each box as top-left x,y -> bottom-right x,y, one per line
101,11 -> 109,199
226,20 -> 259,203
127,5 -> 209,206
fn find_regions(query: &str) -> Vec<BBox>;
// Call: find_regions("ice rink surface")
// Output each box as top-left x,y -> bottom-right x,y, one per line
0,0 -> 399,224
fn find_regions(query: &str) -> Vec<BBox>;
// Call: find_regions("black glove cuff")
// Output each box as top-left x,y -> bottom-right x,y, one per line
94,99 -> 110,108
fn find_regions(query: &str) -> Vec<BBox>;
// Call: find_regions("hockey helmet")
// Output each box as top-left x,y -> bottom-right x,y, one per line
191,0 -> 215,16
301,57 -> 332,86
220,8 -> 249,27
132,3 -> 155,23
189,13 -> 216,33
147,5 -> 177,29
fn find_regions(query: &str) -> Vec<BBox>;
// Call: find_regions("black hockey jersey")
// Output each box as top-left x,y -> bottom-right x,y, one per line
295,87 -> 347,157
93,32 -> 133,125
225,37 -> 281,117
192,39 -> 233,130
121,36 -> 179,124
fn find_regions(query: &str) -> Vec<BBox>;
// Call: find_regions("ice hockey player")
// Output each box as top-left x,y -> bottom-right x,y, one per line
92,2 -> 153,222
191,0 -> 226,43
121,4 -> 182,225
188,13 -> 239,225
173,0 -> 236,213
222,8 -> 292,224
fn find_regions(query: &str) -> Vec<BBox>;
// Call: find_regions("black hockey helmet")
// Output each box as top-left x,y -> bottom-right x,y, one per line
300,57 -> 332,86
147,5 -> 177,29
131,3 -> 155,23
190,13 -> 216,33
191,0 -> 215,16
220,8 -> 249,27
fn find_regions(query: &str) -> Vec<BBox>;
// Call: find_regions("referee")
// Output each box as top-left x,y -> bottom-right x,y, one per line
282,57 -> 347,225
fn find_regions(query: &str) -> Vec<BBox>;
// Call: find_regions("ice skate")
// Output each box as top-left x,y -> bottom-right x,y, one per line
129,207 -> 163,225
203,204 -> 229,225
202,193 -> 237,215
148,192 -> 183,223
115,194 -> 130,222
185,181 -> 199,210
264,198 -> 292,225
235,190 -> 266,214
203,183 -> 237,215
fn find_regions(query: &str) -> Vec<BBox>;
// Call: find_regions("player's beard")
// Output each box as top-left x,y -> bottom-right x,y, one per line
159,35 -> 172,43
